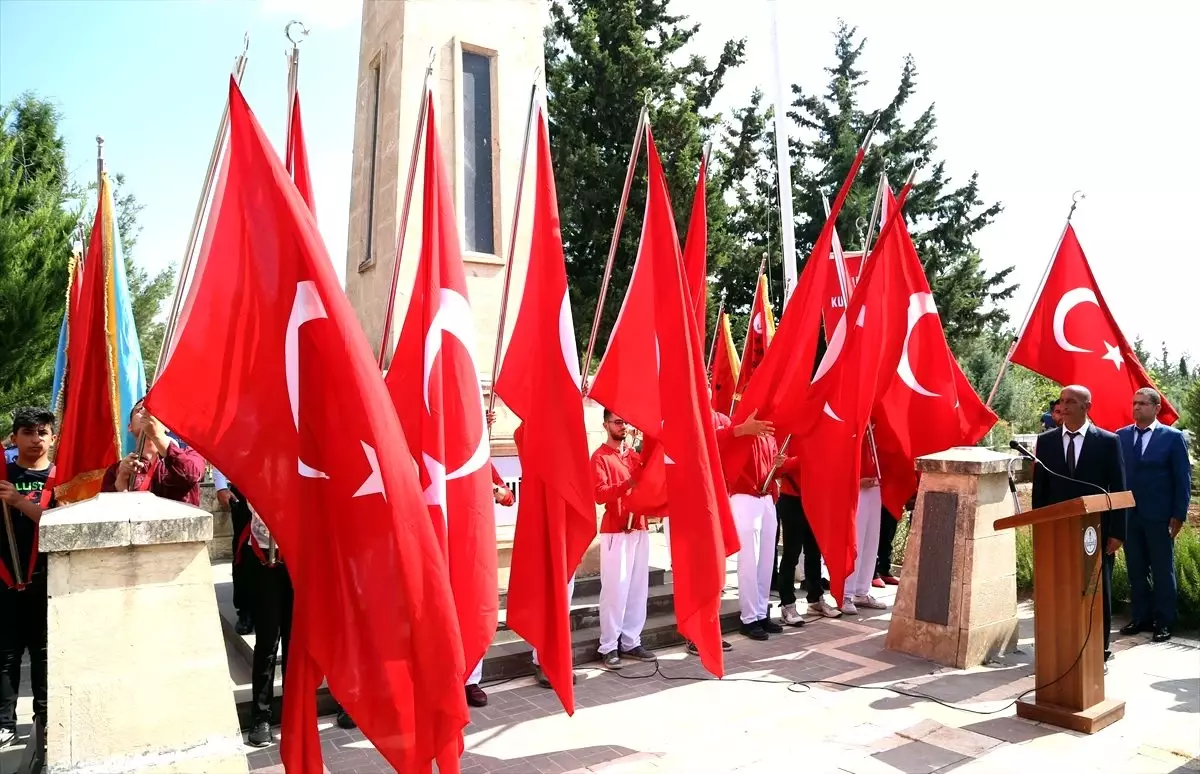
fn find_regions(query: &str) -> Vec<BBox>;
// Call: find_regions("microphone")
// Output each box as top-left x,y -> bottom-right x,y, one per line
1009,439 -> 1113,504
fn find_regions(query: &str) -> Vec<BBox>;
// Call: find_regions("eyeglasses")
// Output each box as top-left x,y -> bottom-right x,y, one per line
606,419 -> 627,427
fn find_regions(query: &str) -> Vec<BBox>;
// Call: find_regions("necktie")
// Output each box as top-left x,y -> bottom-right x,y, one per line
1135,428 -> 1149,459
1065,431 -> 1080,477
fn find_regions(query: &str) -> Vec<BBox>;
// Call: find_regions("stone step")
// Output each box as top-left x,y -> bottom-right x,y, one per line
497,573 -> 676,633
497,567 -> 668,610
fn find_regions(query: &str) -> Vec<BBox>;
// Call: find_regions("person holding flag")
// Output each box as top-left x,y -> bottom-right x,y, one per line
100,400 -> 205,504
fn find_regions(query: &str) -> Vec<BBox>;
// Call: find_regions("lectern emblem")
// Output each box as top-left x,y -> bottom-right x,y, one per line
1083,526 -> 1099,556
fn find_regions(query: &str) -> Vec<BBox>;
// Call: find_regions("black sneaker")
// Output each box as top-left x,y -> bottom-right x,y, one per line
336,708 -> 356,729
235,612 -> 254,636
0,727 -> 15,749
248,721 -> 272,747
1119,621 -> 1152,636
760,618 -> 783,635
739,622 -> 768,641
535,666 -> 552,688
601,651 -> 621,669
688,640 -> 734,655
621,645 -> 657,663
1152,627 -> 1172,643
722,639 -> 733,652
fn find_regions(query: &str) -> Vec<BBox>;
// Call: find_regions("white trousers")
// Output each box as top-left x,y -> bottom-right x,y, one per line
846,485 -> 882,599
467,659 -> 483,686
598,531 -> 650,654
731,494 -> 778,624
531,573 -> 578,666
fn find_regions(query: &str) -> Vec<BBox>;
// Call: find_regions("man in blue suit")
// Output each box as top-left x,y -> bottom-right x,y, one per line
1117,388 -> 1192,643
1032,385 -> 1127,664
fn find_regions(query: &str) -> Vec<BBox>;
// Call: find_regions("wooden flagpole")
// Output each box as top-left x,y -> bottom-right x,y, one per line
486,70 -> 542,432
984,191 -> 1084,408
579,100 -> 650,395
376,47 -> 438,370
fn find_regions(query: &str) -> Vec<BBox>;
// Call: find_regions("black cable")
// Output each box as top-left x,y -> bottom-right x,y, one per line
596,568 -> 1104,718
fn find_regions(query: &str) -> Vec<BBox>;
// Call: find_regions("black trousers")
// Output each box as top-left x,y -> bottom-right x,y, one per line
777,494 -> 824,606
0,573 -> 47,732
248,559 -> 293,724
876,508 -> 899,578
229,490 -> 254,618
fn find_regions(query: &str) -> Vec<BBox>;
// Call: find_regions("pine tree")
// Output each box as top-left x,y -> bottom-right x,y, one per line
0,94 -> 78,419
721,22 -> 1016,352
545,0 -> 744,363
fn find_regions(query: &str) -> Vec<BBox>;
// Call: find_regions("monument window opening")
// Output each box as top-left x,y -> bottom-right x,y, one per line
360,56 -> 383,272
462,49 -> 496,255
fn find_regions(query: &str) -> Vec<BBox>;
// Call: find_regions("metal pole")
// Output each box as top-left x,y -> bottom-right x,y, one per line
706,290 -> 726,373
767,0 -> 798,303
985,191 -> 1084,408
157,35 -> 251,379
760,435 -> 791,496
579,102 -> 650,394
96,136 -> 105,187
377,47 -> 438,370
2,501 -> 23,590
487,72 -> 541,429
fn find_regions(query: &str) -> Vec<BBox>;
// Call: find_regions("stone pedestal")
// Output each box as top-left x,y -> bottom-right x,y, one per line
885,448 -> 1019,669
40,493 -> 247,773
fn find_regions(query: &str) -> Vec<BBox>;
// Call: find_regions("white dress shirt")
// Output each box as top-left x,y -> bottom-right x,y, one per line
1133,420 -> 1160,453
1061,420 -> 1091,467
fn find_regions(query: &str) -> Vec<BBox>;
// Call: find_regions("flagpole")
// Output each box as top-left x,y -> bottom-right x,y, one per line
706,289 -> 726,373
740,255 -> 768,364
767,0 -> 798,303
853,172 -> 886,284
822,192 -> 882,481
1,499 -> 22,590
267,21 -> 308,568
377,46 -> 438,370
487,71 -> 541,428
579,101 -> 650,394
156,34 -> 251,379
984,190 -> 1084,408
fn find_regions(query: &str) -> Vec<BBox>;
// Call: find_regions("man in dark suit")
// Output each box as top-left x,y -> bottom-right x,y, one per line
1032,385 -> 1127,663
1116,388 -> 1192,643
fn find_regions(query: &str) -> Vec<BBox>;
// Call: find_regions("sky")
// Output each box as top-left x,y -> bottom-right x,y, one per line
2,0 -> 1197,360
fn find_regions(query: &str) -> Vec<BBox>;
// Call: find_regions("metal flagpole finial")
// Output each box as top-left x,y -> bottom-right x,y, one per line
242,32 -> 250,56
96,136 -> 105,180
285,20 -> 309,47
425,46 -> 437,76
860,111 -> 881,151
1067,190 -> 1086,221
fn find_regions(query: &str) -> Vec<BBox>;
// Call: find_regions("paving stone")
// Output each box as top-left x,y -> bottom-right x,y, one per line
871,740 -> 968,773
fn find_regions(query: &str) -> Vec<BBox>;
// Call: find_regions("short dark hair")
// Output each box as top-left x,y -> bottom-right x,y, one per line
1049,399 -> 1061,411
11,407 -> 56,435
130,396 -> 147,421
603,409 -> 615,422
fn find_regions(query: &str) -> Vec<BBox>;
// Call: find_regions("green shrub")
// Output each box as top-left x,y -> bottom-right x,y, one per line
1015,526 -> 1033,592
1109,528 -> 1200,631
891,512 -> 912,567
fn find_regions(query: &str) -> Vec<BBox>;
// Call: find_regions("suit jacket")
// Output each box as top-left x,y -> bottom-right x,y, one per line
1032,423 -> 1127,543
1116,423 -> 1191,523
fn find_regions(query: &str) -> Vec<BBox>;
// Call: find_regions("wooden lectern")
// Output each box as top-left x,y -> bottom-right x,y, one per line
993,491 -> 1135,734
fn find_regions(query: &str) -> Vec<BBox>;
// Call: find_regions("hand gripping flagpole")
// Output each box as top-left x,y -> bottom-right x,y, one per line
157,34 -> 251,381
486,69 -> 542,433
580,97 -> 650,395
377,47 -> 438,370
984,190 -> 1085,408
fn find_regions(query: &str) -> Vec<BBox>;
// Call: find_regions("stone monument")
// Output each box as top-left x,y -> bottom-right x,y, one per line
342,0 -> 606,537
39,493 -> 246,773
885,447 -> 1021,669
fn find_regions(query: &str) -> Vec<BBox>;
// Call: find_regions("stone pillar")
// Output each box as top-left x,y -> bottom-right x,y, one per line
39,493 -> 247,773
885,448 -> 1019,669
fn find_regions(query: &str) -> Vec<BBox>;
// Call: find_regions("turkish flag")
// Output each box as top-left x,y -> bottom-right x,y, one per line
386,93 -> 498,695
1011,225 -> 1177,430
588,216 -> 660,434
732,273 -> 775,402
871,190 -> 997,515
822,251 -> 864,332
144,79 -> 468,773
793,204 -> 914,605
643,127 -> 737,676
709,311 -> 740,415
682,155 -> 709,337
493,107 -> 596,714
286,90 -> 315,216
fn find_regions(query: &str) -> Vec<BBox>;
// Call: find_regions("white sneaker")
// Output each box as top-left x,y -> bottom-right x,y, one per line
780,603 -> 805,626
807,598 -> 843,618
0,727 -> 14,749
853,594 -> 888,610
841,598 -> 858,615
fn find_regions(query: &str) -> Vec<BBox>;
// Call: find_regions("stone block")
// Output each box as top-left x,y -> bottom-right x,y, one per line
40,494 -> 245,773
888,448 -> 1019,669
